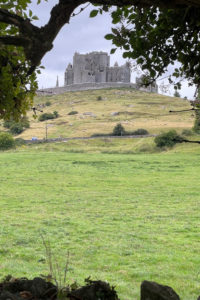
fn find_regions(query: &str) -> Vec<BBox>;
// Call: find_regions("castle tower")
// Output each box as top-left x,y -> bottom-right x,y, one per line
64,51 -> 131,86
56,76 -> 59,87
64,63 -> 74,86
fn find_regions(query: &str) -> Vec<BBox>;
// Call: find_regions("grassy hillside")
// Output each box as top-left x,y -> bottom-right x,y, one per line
0,88 -> 193,140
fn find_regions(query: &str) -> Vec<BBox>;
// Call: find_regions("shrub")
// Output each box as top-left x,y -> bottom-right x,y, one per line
3,116 -> 30,132
174,90 -> 181,97
20,116 -> 30,128
68,111 -> 78,115
155,130 -> 184,148
53,111 -> 59,118
0,132 -> 15,150
45,101 -> 51,106
15,138 -> 26,146
133,128 -> 149,135
193,109 -> 200,133
3,120 -> 14,129
113,123 -> 126,136
38,113 -> 55,121
182,129 -> 193,136
97,96 -> 102,101
10,123 -> 24,135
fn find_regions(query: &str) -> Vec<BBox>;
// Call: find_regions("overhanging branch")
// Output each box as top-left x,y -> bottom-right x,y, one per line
1,0 -> 200,76
0,36 -> 30,47
0,8 -> 24,27
89,0 -> 200,8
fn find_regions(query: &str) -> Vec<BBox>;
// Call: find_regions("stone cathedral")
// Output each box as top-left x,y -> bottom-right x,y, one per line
64,51 -> 131,86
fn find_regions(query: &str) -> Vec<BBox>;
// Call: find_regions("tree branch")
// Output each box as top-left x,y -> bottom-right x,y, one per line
1,0 -> 200,76
89,0 -> 200,8
0,36 -> 30,47
0,8 -> 24,27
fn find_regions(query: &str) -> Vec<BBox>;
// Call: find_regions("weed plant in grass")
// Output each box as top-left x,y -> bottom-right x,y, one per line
0,149 -> 200,299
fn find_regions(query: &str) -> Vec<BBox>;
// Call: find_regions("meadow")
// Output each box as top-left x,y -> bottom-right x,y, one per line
0,145 -> 200,299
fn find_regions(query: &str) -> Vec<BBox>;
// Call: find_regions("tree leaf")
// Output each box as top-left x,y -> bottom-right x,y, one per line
110,48 -> 117,54
104,34 -> 114,40
89,10 -> 99,18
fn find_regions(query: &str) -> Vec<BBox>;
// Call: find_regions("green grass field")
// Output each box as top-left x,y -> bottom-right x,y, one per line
0,145 -> 200,299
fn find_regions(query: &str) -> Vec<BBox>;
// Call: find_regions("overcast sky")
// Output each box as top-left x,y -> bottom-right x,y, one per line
29,1 -> 195,99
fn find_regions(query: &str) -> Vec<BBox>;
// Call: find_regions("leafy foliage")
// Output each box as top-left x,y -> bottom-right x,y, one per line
3,116 -> 30,135
154,130 -> 184,148
0,45 -> 38,120
192,100 -> 200,133
10,123 -> 24,135
182,129 -> 193,136
174,90 -> 181,98
133,128 -> 149,135
193,110 -> 200,133
53,111 -> 59,118
45,101 -> 51,106
68,111 -> 78,115
104,6 -> 200,88
0,0 -> 39,121
113,123 -> 126,136
0,132 -> 15,150
38,112 -> 59,122
15,138 -> 26,146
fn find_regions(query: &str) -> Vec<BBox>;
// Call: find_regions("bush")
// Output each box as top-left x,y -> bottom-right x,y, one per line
0,132 -> 15,150
182,129 -> 193,136
113,123 -> 126,136
68,111 -> 78,115
132,128 -> 149,135
45,101 -> 51,106
10,123 -> 24,135
155,130 -> 184,148
38,113 -> 55,121
3,120 -> 14,129
3,116 -> 30,132
193,109 -> 200,133
20,116 -> 30,128
174,90 -> 181,97
53,111 -> 59,118
97,96 -> 102,101
15,138 -> 26,146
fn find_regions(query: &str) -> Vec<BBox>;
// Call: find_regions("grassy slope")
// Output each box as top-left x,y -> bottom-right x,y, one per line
0,88 -> 193,139
0,148 -> 200,299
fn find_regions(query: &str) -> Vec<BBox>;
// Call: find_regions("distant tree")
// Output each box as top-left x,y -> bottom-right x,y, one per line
53,111 -> 59,118
174,90 -> 181,98
1,0 -> 200,118
113,123 -> 126,136
155,130 -> 184,148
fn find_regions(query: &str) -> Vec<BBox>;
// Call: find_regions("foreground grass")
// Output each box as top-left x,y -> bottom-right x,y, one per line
0,147 -> 200,299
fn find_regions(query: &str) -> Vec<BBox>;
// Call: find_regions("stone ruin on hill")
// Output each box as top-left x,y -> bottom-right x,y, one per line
38,51 -> 158,95
65,51 -> 131,85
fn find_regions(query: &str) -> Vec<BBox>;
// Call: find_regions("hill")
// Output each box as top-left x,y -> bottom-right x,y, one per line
0,88 -> 193,140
